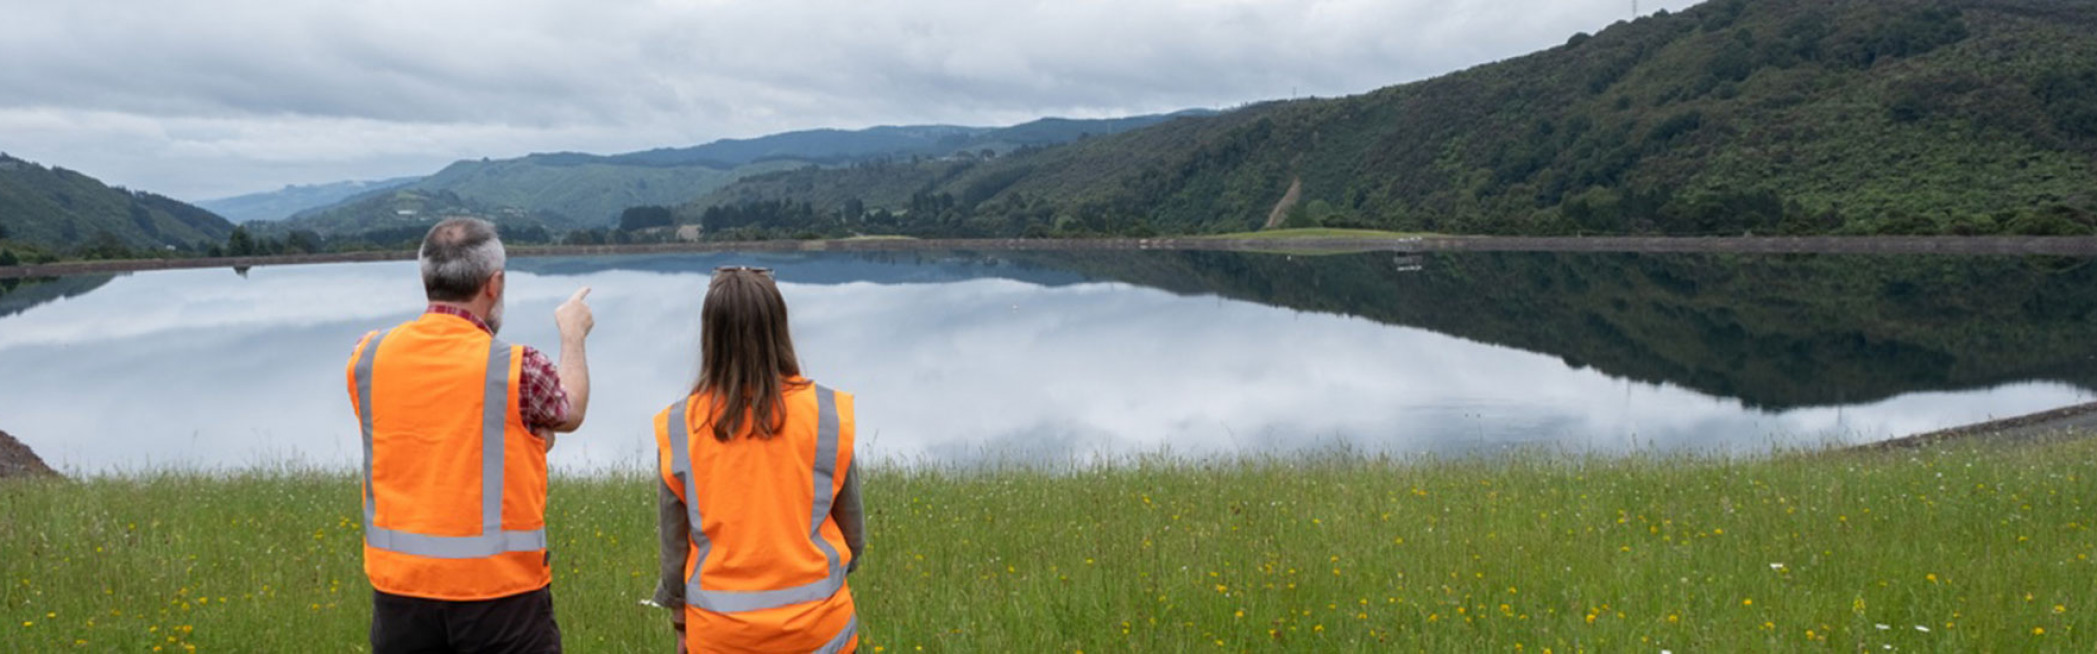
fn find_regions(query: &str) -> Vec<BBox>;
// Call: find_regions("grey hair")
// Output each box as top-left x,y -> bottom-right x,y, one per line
419,218 -> 506,302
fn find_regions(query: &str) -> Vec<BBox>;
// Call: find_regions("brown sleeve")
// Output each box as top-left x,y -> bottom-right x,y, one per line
832,465 -> 865,573
653,482 -> 690,613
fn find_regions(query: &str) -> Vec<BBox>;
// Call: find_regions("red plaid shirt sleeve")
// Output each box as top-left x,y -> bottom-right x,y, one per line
518,345 -> 570,432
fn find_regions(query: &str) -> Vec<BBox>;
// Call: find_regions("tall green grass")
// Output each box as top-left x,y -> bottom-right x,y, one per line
4,436 -> 2094,651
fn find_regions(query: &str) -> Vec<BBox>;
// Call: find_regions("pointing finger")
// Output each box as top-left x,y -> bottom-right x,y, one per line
568,287 -> 592,304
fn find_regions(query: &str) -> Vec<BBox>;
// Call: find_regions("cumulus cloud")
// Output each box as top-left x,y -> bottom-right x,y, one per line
0,0 -> 1699,199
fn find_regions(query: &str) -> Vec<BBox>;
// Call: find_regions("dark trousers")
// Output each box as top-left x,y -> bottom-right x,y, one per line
372,586 -> 562,654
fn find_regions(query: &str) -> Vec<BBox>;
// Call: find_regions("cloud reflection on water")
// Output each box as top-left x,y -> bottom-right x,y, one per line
0,256 -> 2088,475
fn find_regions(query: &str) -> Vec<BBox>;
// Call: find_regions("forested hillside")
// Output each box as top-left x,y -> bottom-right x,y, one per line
685,0 -> 2097,239
0,154 -> 234,257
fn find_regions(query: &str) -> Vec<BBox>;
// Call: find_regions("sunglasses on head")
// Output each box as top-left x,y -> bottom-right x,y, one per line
713,265 -> 774,277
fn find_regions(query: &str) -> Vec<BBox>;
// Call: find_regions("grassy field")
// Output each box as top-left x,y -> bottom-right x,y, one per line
4,436 -> 2095,652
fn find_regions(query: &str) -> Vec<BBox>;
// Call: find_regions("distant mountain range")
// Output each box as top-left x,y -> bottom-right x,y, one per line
0,154 -> 233,255
263,111 -> 1212,241
199,176 -> 421,223
682,0 -> 2097,239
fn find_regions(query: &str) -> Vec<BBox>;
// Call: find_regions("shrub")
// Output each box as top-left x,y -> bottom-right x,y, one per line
1646,111 -> 1705,148
618,205 -> 675,231
1831,7 -> 1968,69
2005,208 -> 2094,236
1945,213 -> 2000,236
2033,68 -> 2097,139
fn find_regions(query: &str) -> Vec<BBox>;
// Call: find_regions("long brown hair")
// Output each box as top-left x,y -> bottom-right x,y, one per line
693,268 -> 805,441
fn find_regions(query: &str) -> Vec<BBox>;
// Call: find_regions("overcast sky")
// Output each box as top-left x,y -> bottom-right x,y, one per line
0,0 -> 1700,201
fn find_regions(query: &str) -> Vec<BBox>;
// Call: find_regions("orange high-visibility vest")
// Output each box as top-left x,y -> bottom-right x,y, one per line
346,312 -> 551,601
655,380 -> 858,654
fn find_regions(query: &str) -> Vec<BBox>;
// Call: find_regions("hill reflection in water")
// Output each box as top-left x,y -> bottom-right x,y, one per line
0,250 -> 2089,474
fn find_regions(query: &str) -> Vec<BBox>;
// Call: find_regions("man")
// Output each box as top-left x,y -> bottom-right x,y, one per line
346,217 -> 594,653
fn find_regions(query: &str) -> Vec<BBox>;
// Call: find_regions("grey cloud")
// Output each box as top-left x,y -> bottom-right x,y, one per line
0,0 -> 1702,199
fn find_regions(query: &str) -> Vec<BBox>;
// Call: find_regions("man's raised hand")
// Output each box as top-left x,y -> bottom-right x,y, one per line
556,287 -> 594,339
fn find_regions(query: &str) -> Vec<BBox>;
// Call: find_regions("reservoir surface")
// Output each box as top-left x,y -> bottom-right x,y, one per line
2,249 -> 2092,474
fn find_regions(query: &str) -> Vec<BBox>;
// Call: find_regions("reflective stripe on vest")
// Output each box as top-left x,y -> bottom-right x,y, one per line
668,386 -> 846,613
815,615 -> 858,654
353,328 -> 548,559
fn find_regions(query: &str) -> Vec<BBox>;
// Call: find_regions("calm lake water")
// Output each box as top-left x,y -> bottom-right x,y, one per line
2,250 -> 2093,474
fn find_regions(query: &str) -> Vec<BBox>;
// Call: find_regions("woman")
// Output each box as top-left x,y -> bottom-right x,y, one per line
653,266 -> 865,653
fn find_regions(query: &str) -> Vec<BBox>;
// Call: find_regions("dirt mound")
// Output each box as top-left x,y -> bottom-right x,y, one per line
0,429 -> 60,479
1859,402 -> 2097,451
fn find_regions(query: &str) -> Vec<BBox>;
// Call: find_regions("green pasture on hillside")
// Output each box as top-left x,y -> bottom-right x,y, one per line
4,435 -> 2094,652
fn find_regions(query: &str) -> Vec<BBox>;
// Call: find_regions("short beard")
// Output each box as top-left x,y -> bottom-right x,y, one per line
487,293 -> 506,335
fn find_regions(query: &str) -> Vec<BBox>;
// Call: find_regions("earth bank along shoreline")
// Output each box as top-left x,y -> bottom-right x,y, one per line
1856,401 -> 2097,451
4,234 -> 2097,280
0,429 -> 60,479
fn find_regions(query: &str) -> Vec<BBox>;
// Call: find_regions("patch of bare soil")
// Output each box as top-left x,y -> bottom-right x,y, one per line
1857,402 -> 2097,451
1263,177 -> 1303,230
0,429 -> 60,479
